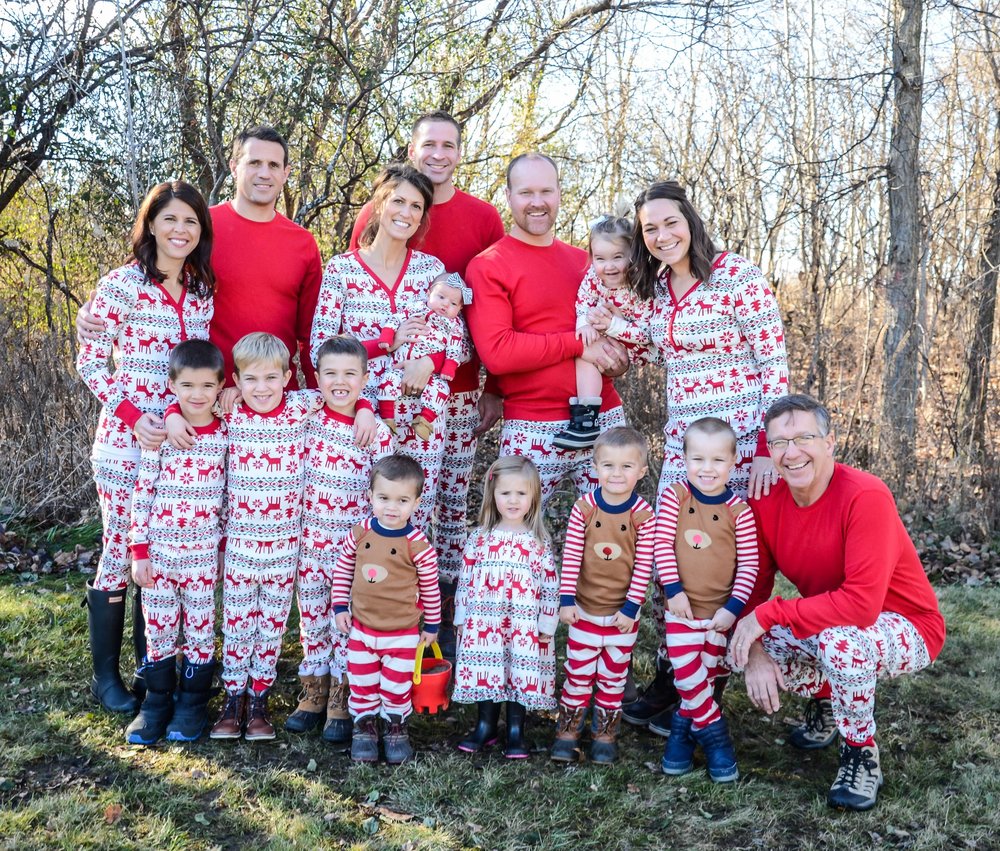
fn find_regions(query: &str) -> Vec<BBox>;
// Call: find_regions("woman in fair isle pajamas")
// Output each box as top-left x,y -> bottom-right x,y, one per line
612,180 -> 789,732
311,164 -> 448,532
76,180 -> 215,716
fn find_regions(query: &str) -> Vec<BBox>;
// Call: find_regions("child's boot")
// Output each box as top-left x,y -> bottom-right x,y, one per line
244,688 -> 276,741
691,716 -> 739,782
552,396 -> 603,450
625,657 -> 680,732
285,672 -> 329,733
458,700 -> 500,753
660,710 -> 696,775
209,690 -> 246,739
322,674 -> 353,749
84,581 -> 138,714
383,714 -> 414,764
166,658 -> 216,742
503,701 -> 530,759
125,656 -> 176,745
130,588 -> 147,702
590,707 -> 622,765
550,704 -> 586,762
351,714 -> 379,762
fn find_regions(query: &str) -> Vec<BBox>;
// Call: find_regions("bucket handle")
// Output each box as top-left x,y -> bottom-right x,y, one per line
413,640 -> 443,684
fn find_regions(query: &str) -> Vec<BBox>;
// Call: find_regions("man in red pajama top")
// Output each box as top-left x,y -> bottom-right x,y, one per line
730,394 -> 945,812
465,153 -> 629,509
350,111 -> 505,662
79,126 -> 322,391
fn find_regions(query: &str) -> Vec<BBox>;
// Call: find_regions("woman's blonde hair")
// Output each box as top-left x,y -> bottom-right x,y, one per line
478,455 -> 548,543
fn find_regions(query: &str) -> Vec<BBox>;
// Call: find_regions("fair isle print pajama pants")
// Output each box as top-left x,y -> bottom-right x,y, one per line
436,389 -> 481,582
394,396 -> 445,532
220,536 -> 298,694
141,544 -> 218,663
378,368 -> 452,428
500,406 -> 627,509
748,612 -> 932,744
665,614 -> 729,728
346,621 -> 419,720
91,449 -> 141,591
559,609 -> 639,712
296,545 -> 350,678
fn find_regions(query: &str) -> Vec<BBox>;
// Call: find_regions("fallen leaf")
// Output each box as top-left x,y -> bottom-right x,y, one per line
377,807 -> 413,822
306,758 -> 317,772
194,813 -> 210,826
627,784 -> 640,794
104,804 -> 122,825
362,816 -> 379,835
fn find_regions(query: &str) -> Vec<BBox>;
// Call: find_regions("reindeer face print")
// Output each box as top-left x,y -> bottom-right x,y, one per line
683,527 -> 713,550
590,518 -> 631,562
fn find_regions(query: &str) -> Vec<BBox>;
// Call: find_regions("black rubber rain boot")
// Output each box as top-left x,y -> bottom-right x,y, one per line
166,658 -> 216,742
457,701 -> 501,753
503,702 -> 530,759
85,581 -> 138,714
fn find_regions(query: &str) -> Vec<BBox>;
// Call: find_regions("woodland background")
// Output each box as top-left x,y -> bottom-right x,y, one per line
1,0 -> 998,562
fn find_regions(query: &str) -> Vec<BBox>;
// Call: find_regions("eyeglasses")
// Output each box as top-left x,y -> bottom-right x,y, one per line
766,434 -> 824,451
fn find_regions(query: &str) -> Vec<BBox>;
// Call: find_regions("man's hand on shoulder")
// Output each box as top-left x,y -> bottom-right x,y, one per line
76,292 -> 104,343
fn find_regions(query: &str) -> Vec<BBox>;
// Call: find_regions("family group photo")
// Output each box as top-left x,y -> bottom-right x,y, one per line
1,0 -> 997,849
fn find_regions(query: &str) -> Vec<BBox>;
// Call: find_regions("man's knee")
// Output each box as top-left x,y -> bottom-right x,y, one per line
817,626 -> 877,675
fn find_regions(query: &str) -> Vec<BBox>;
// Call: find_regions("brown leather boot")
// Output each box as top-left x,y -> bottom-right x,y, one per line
209,691 -> 246,740
284,673 -> 329,733
550,705 -> 586,762
244,689 -> 276,741
590,707 -> 622,765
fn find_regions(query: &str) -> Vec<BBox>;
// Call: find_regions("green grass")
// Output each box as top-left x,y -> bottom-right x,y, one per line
1,579 -> 997,850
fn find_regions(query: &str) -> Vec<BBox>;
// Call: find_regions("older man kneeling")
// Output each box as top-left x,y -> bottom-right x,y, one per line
730,394 -> 945,811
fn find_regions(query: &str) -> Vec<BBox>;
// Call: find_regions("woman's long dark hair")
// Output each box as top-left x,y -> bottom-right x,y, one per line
357,163 -> 433,248
629,181 -> 717,301
130,180 -> 215,299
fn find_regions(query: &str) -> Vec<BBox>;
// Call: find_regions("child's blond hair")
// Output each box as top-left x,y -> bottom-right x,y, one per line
593,426 -> 649,466
232,332 -> 290,375
682,416 -> 738,454
478,455 -> 548,543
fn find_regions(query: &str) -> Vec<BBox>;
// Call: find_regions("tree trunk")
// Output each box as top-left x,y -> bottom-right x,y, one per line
881,0 -> 924,485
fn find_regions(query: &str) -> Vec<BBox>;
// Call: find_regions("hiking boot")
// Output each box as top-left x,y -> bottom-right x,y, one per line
322,674 -> 352,749
622,664 -> 639,706
125,656 -> 176,746
623,658 -> 679,727
285,673 -> 329,733
244,689 -> 276,741
691,716 -> 739,783
458,700 -> 501,753
590,707 -> 622,765
210,690 -> 246,739
383,714 -> 414,764
661,710 -> 696,775
351,715 -> 379,763
550,705 -> 586,763
790,698 -> 838,750
503,701 -> 530,759
166,658 -> 215,742
828,740 -> 883,811
85,582 -> 138,714
552,397 -> 602,450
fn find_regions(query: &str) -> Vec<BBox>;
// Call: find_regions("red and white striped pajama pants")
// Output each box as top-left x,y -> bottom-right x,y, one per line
141,544 -> 218,663
220,536 -> 298,694
745,612 -> 931,745
500,406 -> 627,510
559,609 -> 639,712
346,621 -> 419,720
435,389 -> 480,583
665,613 -> 729,728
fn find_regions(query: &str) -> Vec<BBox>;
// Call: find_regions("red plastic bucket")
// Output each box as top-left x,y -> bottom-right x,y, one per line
411,641 -> 452,714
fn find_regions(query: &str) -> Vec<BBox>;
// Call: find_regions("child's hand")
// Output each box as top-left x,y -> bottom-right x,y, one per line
587,304 -> 613,332
612,611 -> 636,633
538,633 -> 553,644
353,407 -> 377,447
133,414 -> 166,451
420,630 -> 437,647
165,411 -> 197,450
217,387 -> 242,415
708,608 -> 737,633
667,591 -> 694,621
576,324 -> 600,346
335,612 -> 352,634
132,558 -> 153,588
559,605 -> 579,625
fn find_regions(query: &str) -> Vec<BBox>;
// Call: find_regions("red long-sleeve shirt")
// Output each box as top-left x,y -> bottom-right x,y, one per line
744,464 -> 946,659
465,236 -> 622,421
209,202 -> 322,389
